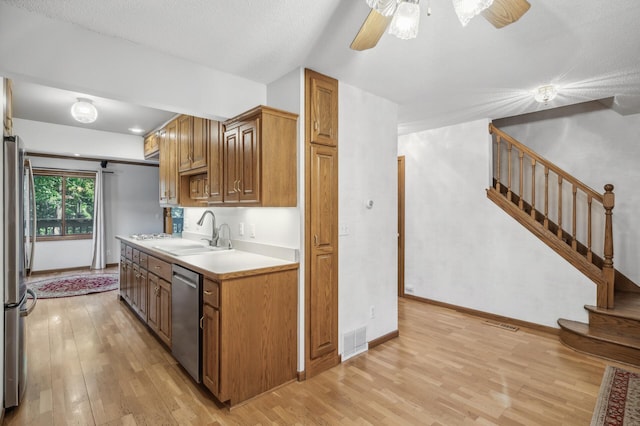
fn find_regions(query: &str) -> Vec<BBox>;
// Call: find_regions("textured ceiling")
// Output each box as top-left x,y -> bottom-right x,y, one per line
4,0 -> 640,134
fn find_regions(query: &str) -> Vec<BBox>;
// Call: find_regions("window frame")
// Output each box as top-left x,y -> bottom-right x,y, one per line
33,169 -> 96,241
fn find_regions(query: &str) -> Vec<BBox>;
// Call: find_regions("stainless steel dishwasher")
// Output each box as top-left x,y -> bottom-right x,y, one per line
171,264 -> 202,383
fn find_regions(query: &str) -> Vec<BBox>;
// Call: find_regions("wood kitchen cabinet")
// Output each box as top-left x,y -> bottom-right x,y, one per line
207,120 -> 223,203
202,269 -> 297,406
144,132 -> 160,158
178,115 -> 208,173
304,69 -> 340,378
159,119 -> 179,206
119,242 -> 171,347
201,278 -> 219,395
220,106 -> 297,207
308,70 -> 338,147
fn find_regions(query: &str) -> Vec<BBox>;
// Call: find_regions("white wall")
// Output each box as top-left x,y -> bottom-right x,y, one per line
0,3 -> 265,120
14,118 -> 146,161
14,120 -> 163,271
494,102 -> 640,286
339,82 -> 399,345
398,119 -> 595,328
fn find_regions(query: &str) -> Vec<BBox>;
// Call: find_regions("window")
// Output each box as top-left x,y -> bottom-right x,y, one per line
33,170 -> 95,240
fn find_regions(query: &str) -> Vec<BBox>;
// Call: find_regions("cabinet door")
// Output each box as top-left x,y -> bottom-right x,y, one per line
144,133 -> 159,158
166,120 -> 179,205
223,127 -> 240,203
178,115 -> 193,172
139,268 -> 148,321
158,128 -> 168,202
309,145 -> 338,359
125,259 -> 134,304
158,278 -> 172,347
202,303 -> 219,395
119,257 -> 127,299
132,263 -> 140,310
191,117 -> 208,170
308,71 -> 338,147
208,120 -> 224,203
238,120 -> 260,203
147,273 -> 159,332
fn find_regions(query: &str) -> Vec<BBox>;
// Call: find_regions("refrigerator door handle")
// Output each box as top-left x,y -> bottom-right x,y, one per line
20,288 -> 37,317
25,158 -> 36,275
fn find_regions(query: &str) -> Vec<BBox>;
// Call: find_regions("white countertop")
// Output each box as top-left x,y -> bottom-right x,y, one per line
116,235 -> 298,279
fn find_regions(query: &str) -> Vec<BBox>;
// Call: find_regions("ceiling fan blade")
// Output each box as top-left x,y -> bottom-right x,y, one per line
350,9 -> 392,51
482,0 -> 531,29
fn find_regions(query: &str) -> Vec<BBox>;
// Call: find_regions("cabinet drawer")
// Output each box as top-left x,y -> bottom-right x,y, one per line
120,244 -> 126,257
125,245 -> 133,260
139,252 -> 148,269
132,249 -> 140,263
203,278 -> 219,308
147,256 -> 172,281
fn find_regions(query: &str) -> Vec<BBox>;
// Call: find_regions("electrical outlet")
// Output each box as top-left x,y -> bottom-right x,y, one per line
250,223 -> 256,238
370,305 -> 375,319
339,225 -> 350,236
106,249 -> 111,256
405,285 -> 415,294
239,223 -> 245,236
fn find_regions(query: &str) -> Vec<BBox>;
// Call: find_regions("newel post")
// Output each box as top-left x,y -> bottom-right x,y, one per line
603,184 -> 615,309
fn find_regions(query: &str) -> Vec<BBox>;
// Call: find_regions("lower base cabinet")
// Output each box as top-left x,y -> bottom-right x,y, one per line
146,272 -> 172,347
201,269 -> 298,406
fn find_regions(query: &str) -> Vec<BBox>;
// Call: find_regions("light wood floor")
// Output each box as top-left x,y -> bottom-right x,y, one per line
5,276 -> 635,425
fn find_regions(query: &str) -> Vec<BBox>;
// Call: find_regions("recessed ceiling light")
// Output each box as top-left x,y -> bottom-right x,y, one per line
129,127 -> 145,134
73,153 -> 81,157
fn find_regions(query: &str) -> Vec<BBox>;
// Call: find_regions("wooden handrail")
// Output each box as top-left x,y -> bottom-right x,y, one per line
488,123 -> 615,308
490,123 -> 603,202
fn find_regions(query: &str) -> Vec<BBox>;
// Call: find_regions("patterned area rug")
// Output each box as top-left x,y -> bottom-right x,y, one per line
28,273 -> 119,299
592,366 -> 640,425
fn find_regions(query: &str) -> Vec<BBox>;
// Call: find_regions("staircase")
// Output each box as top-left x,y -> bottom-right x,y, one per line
487,123 -> 640,367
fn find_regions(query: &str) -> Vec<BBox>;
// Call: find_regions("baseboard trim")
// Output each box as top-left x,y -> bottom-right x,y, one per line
402,294 -> 559,337
368,330 -> 399,349
31,263 -> 118,276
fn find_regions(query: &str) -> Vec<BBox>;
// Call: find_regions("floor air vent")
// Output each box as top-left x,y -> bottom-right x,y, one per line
483,320 -> 519,332
343,326 -> 367,360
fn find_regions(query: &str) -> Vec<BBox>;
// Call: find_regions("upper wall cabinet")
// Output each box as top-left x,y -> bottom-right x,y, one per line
144,132 -> 160,159
159,119 -> 179,206
221,106 -> 298,207
178,115 -> 208,173
308,71 -> 338,147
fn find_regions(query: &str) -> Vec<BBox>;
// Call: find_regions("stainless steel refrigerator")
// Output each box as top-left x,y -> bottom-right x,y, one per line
3,135 -> 37,408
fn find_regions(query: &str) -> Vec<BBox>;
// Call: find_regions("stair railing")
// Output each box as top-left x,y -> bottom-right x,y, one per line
488,123 -> 615,308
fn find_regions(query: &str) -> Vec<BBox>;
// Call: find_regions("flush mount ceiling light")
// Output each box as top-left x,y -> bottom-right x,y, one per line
128,127 -> 145,134
389,0 -> 421,40
534,84 -> 558,103
452,0 -> 494,26
70,98 -> 98,123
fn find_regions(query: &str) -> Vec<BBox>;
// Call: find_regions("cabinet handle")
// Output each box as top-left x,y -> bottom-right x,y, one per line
314,121 -> 319,131
204,290 -> 212,295
233,180 -> 239,192
154,266 -> 161,269
200,316 -> 204,330
238,180 -> 242,192
204,184 -> 209,196
314,234 -> 318,245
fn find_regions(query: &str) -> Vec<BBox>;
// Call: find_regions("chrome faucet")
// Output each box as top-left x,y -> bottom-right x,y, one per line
197,210 -> 219,247
218,223 -> 233,249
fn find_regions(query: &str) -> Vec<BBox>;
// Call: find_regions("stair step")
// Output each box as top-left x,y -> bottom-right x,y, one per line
586,292 -> 640,338
558,319 -> 640,366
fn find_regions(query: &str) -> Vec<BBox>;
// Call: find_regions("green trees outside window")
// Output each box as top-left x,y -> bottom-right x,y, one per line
33,171 -> 95,238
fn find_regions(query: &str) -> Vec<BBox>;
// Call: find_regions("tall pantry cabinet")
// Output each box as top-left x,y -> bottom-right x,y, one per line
305,69 -> 340,378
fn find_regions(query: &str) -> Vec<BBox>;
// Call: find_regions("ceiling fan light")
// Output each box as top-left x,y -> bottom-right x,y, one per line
534,84 -> 558,103
389,0 -> 420,40
365,0 -> 399,17
452,0 -> 494,26
70,98 -> 98,123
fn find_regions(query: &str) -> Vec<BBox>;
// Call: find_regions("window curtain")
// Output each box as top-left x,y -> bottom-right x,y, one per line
90,168 -> 106,269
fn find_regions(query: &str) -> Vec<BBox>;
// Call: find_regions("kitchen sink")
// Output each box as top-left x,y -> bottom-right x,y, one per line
151,240 -> 233,256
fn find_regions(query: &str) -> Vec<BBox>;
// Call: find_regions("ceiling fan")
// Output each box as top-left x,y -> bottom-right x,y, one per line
351,0 -> 531,51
